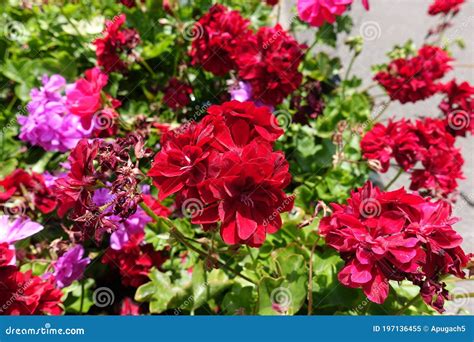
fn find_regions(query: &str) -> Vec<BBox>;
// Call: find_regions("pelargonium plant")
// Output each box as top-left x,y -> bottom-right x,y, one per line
0,0 -> 472,316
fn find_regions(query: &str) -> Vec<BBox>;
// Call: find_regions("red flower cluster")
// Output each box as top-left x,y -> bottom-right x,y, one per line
361,118 -> 464,198
0,248 -> 62,315
55,139 -> 99,219
319,181 -> 470,313
235,25 -> 305,106
163,78 -> 193,109
102,233 -> 166,287
93,14 -> 140,73
148,100 -> 294,247
190,5 -> 304,106
190,4 -> 251,76
439,80 -> 474,137
66,67 -> 121,134
375,45 -> 452,103
0,169 -> 57,214
428,0 -> 465,15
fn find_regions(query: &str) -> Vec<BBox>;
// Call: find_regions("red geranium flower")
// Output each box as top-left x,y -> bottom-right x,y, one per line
102,233 -> 166,287
148,122 -> 215,201
0,243 -> 15,267
410,146 -> 464,198
0,267 -> 63,315
439,80 -> 474,137
195,142 -> 293,247
93,14 -> 140,73
319,181 -> 470,312
54,139 -> 99,217
190,4 -> 252,76
202,100 -> 283,150
148,101 -> 292,247
163,78 -> 193,109
428,0 -> 465,15
0,169 -> 57,214
375,45 -> 452,103
235,25 -> 305,106
361,117 -> 464,198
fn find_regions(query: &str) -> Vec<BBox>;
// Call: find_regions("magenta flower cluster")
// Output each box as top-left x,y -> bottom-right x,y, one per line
17,75 -> 92,152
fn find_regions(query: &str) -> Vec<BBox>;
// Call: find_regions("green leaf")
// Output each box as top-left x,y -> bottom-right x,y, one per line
222,284 -> 257,315
62,279 -> 95,314
135,268 -> 176,313
257,276 -> 285,315
192,260 -> 207,309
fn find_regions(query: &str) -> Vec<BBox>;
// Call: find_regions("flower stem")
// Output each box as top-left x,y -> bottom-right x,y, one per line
372,100 -> 392,121
385,168 -> 403,191
140,59 -> 156,77
307,237 -> 319,315
396,294 -> 420,315
80,280 -> 85,315
139,201 -> 256,285
341,53 -> 357,99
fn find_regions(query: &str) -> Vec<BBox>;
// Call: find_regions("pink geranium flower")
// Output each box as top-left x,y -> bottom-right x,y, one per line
298,0 -> 369,27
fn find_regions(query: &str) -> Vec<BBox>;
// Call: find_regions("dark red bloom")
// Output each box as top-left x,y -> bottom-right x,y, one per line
291,79 -> 325,125
195,142 -> 293,247
201,100 -> 283,150
361,118 -> 464,198
119,0 -> 137,8
375,45 -> 452,103
120,297 -> 140,315
190,4 -> 252,76
102,234 -> 166,287
361,120 -> 420,172
0,169 -> 57,214
163,78 -> 193,109
0,267 -> 63,315
428,0 -> 465,15
148,122 -> 215,201
439,80 -> 474,137
54,139 -> 99,218
265,0 -> 279,5
93,14 -> 140,73
319,181 -> 470,312
148,101 -> 293,247
235,25 -> 305,106
410,146 -> 464,198
142,194 -> 171,217
0,243 -> 15,267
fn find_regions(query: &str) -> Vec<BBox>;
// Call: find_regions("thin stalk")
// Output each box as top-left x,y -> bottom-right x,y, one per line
341,53 -> 357,99
396,294 -> 420,315
385,168 -> 403,190
373,100 -> 392,121
139,202 -> 256,285
80,280 -> 85,315
140,59 -> 156,77
307,238 -> 319,315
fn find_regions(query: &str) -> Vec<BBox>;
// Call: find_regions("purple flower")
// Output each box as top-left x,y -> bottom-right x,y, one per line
0,215 -> 44,265
0,215 -> 44,244
53,245 -> 90,288
18,74 -> 92,153
229,81 -> 252,102
228,80 -> 274,110
110,209 -> 151,250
